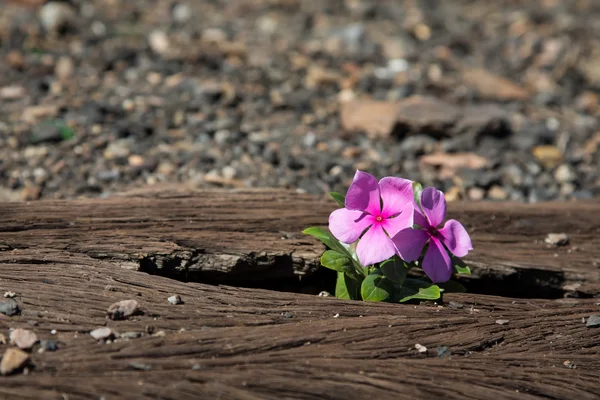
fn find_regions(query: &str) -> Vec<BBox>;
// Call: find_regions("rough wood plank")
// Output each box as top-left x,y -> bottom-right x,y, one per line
1,188 -> 600,297
0,252 -> 599,399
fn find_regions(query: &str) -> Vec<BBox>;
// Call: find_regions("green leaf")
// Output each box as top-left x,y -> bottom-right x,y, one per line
335,272 -> 361,300
361,270 -> 392,302
412,181 -> 424,206
329,192 -> 346,208
320,250 -> 352,273
394,278 -> 441,302
302,227 -> 350,255
380,256 -> 408,285
453,257 -> 471,275
438,280 -> 467,293
59,125 -> 75,140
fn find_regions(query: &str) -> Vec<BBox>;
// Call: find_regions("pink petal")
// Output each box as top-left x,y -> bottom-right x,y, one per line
345,170 -> 381,215
329,208 -> 375,244
420,188 -> 447,228
381,202 -> 414,237
392,228 -> 429,262
414,210 -> 430,229
379,177 -> 413,217
438,219 -> 473,257
391,228 -> 429,262
356,224 -> 397,267
421,237 -> 452,283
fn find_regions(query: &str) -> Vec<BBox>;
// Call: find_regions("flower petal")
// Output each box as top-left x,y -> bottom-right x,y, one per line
438,219 -> 473,257
329,208 -> 375,244
345,170 -> 381,215
414,210 -> 430,229
420,188 -> 447,227
379,177 -> 413,217
381,202 -> 414,237
421,237 -> 452,283
391,228 -> 429,262
356,224 -> 397,266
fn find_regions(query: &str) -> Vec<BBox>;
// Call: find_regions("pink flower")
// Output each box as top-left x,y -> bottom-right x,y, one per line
392,188 -> 473,283
328,171 -> 414,267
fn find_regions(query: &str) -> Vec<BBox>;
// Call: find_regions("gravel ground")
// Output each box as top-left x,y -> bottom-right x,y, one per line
1,0 -> 599,202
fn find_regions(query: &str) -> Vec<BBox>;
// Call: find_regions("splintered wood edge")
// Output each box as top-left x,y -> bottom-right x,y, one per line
1,189 -> 599,296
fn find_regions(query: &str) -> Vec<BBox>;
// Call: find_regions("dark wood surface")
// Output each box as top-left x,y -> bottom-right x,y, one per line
0,189 -> 599,399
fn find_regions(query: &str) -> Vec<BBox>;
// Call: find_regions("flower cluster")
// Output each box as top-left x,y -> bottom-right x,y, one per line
304,170 -> 473,303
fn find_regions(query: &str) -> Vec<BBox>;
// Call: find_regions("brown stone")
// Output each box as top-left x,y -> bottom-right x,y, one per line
9,329 -> 38,350
107,300 -> 140,320
339,100 -> 400,139
0,348 -> 29,376
461,67 -> 529,101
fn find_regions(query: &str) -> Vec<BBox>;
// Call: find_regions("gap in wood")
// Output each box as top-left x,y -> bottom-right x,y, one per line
136,254 -> 575,300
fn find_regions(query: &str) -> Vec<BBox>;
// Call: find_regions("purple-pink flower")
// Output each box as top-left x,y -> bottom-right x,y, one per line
329,171 -> 414,267
392,188 -> 473,283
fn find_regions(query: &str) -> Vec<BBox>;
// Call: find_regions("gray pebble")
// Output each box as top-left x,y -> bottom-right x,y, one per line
448,301 -> 464,309
90,327 -> 114,341
586,315 -> 600,328
0,298 -> 21,316
39,1 -> 77,33
40,340 -> 58,352
436,346 -> 451,358
167,295 -> 184,305
545,233 -> 569,246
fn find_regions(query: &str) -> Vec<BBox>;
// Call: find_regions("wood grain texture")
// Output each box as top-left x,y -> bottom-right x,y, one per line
0,189 -> 599,399
0,251 -> 599,399
1,188 -> 599,296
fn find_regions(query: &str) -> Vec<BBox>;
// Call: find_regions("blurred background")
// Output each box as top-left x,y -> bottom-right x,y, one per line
0,0 -> 599,202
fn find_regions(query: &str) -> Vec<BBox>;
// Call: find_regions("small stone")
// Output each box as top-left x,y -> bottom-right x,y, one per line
10,329 -> 38,350
55,56 -> 74,81
339,100 -> 400,139
282,312 -> 294,319
586,315 -> 600,328
171,3 -> 192,23
0,348 -> 30,375
107,299 -> 140,320
563,360 -> 576,369
495,319 -> 509,325
553,164 -> 577,183
119,331 -> 143,340
39,340 -> 58,352
461,67 -> 529,101
167,295 -> 183,305
90,327 -> 114,341
467,187 -> 485,201
545,233 -> 569,247
0,85 -> 25,100
487,185 -> 508,201
128,362 -> 152,371
318,291 -> 331,297
3,292 -> 16,298
415,343 -> 427,353
128,155 -> 145,167
436,346 -> 451,358
0,298 -> 21,316
39,1 -> 77,33
149,30 -> 170,55
532,145 -> 563,169
448,301 -> 464,309
420,152 -> 489,171
5,51 -> 25,70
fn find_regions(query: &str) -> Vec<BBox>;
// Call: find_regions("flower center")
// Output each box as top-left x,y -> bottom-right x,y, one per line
375,215 -> 384,223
